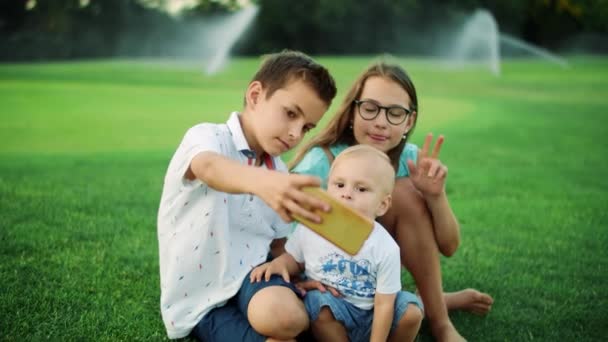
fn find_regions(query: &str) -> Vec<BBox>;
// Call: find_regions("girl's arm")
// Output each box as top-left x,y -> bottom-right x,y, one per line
406,134 -> 460,256
370,292 -> 397,342
424,190 -> 460,257
188,151 -> 329,223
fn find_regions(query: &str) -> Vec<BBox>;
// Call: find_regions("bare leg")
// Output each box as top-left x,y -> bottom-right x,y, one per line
310,307 -> 348,342
379,178 -> 468,342
248,286 -> 309,340
388,304 -> 423,342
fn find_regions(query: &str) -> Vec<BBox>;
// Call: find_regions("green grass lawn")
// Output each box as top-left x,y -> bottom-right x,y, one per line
1,56 -> 607,341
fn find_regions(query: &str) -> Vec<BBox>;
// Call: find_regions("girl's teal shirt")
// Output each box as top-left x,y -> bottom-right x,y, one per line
291,143 -> 419,188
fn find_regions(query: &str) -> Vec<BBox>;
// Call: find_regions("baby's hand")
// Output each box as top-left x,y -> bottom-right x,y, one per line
256,172 -> 330,223
250,262 -> 271,283
407,133 -> 448,198
249,261 -> 290,283
294,279 -> 342,298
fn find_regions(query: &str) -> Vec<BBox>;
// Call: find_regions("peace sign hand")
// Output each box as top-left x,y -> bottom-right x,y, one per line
406,133 -> 448,198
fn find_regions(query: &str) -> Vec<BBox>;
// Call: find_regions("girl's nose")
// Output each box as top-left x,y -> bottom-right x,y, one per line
374,108 -> 390,127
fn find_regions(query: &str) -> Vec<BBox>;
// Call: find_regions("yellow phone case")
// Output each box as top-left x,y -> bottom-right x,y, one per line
293,187 -> 374,255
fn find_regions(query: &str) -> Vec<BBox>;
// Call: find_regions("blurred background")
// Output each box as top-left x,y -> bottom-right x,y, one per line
1,0 -> 607,62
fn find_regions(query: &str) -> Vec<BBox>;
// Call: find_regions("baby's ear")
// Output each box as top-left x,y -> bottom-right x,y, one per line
375,194 -> 392,217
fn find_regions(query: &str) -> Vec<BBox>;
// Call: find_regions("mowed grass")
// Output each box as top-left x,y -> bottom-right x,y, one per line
1,56 -> 607,341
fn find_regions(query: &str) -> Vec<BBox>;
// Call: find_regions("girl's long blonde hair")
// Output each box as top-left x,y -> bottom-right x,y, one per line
289,61 -> 419,171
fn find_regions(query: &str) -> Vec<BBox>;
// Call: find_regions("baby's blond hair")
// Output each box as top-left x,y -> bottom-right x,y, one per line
330,145 -> 396,194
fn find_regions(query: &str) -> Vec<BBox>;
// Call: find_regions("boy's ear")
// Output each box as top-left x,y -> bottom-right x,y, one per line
245,81 -> 264,108
375,194 -> 392,217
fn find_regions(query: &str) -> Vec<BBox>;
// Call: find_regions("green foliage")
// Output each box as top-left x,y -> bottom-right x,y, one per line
2,0 -> 608,60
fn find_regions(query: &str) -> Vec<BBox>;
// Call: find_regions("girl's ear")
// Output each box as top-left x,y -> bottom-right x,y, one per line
375,194 -> 392,217
404,111 -> 417,132
245,81 -> 263,108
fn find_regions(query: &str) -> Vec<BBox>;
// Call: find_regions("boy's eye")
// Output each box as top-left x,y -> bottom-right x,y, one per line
286,110 -> 297,118
302,126 -> 311,134
335,182 -> 344,188
356,186 -> 367,192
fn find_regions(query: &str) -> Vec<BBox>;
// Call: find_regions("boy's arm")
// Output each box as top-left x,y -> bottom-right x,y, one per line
370,292 -> 397,342
187,151 -> 329,223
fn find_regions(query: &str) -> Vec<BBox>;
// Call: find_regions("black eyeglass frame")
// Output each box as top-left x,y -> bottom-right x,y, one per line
353,100 -> 413,125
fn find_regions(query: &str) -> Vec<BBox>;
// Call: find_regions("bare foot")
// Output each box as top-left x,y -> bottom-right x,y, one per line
431,320 -> 467,342
444,288 -> 493,315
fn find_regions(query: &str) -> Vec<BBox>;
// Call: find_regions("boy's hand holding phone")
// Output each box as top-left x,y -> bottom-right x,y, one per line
255,171 -> 330,223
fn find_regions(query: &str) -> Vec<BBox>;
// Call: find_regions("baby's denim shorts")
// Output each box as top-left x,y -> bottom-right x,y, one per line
304,289 -> 423,341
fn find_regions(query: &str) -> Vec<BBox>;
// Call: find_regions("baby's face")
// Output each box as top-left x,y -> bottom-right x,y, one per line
327,157 -> 389,219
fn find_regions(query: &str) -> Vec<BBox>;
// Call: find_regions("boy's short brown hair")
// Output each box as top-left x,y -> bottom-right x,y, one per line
249,50 -> 337,106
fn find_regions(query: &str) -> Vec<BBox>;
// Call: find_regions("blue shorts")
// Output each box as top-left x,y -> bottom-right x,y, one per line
304,290 -> 423,342
191,270 -> 302,342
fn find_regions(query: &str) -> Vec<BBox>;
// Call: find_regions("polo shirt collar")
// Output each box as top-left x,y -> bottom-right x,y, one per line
226,112 -> 276,170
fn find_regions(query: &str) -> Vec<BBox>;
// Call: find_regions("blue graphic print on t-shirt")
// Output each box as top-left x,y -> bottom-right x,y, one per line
317,252 -> 376,298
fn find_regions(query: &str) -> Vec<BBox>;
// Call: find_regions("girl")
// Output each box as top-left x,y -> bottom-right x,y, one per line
289,62 -> 493,342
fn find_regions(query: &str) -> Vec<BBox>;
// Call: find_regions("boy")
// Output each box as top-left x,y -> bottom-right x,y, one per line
157,50 -> 337,341
250,145 -> 424,342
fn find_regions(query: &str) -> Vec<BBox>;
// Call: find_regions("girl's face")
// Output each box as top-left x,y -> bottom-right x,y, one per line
352,76 -> 416,153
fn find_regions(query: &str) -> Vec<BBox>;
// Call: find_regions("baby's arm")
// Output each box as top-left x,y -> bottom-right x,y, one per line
249,253 -> 303,283
187,151 -> 329,223
270,238 -> 287,258
370,292 -> 397,342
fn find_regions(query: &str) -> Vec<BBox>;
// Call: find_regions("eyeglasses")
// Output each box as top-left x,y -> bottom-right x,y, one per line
353,100 -> 412,125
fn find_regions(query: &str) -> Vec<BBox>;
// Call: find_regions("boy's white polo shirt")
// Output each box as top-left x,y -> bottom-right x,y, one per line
157,112 -> 291,339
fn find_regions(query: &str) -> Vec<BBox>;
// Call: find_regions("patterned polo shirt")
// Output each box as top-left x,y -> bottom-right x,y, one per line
157,112 -> 291,338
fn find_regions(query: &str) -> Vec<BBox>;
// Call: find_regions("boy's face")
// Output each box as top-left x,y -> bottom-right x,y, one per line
327,156 -> 391,219
248,79 -> 328,156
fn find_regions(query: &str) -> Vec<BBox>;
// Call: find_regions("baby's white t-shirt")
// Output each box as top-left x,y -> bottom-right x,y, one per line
286,221 -> 402,310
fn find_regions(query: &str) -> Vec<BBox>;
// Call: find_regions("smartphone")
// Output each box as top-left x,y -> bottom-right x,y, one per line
293,187 -> 374,255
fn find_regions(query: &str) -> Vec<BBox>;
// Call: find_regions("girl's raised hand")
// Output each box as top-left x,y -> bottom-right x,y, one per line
256,171 -> 330,223
406,133 -> 448,198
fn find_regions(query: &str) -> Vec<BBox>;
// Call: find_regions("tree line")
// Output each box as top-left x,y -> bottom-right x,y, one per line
0,0 -> 606,61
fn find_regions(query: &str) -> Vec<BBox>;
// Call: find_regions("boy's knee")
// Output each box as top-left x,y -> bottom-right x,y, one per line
398,304 -> 423,330
248,286 -> 308,338
275,300 -> 309,332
